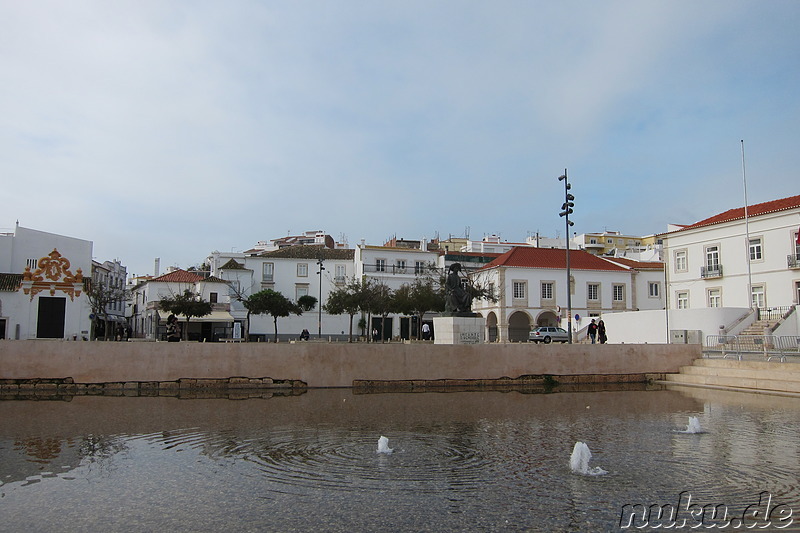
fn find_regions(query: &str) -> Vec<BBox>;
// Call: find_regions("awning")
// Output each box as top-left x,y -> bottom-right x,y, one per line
159,310 -> 234,323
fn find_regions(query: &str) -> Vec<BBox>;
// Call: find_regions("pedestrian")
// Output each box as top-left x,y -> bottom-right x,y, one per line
372,328 -> 379,342
587,319 -> 598,344
300,329 -> 310,341
167,314 -> 181,342
421,323 -> 431,341
598,320 -> 607,344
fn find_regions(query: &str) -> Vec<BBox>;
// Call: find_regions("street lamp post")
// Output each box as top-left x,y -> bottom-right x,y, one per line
558,169 -> 575,343
316,258 -> 325,339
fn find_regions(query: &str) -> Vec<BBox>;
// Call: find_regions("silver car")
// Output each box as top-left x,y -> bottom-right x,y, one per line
528,326 -> 569,344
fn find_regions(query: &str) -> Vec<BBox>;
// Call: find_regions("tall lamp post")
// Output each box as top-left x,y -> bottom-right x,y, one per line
316,258 -> 325,339
558,170 -> 575,343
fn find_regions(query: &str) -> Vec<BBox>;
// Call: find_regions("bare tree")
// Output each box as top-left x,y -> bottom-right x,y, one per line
85,280 -> 130,340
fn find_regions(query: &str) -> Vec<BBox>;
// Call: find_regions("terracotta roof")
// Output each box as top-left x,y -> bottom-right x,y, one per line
259,245 -> 355,260
151,269 -> 204,283
482,247 -> 629,272
672,194 -> 800,232
219,259 -> 246,270
0,273 -> 22,291
601,257 -> 664,270
202,276 -> 229,284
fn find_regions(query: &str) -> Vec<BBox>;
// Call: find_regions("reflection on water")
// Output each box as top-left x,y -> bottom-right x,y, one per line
1,387 -> 799,532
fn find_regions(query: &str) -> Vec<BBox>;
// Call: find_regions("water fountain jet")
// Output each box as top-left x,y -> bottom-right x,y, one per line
569,441 -> 607,476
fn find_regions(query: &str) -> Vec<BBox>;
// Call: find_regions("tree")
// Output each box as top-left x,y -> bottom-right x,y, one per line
246,289 -> 303,342
367,281 -> 394,343
393,278 -> 444,339
324,278 -> 363,342
159,289 -> 213,340
297,295 -> 318,312
85,280 -> 130,340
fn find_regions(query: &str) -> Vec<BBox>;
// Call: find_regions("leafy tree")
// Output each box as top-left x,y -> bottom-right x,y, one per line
159,289 -> 213,340
393,278 -> 444,338
85,280 -> 130,340
324,278 -> 364,342
246,289 -> 303,342
367,281 -> 394,343
297,295 -> 318,312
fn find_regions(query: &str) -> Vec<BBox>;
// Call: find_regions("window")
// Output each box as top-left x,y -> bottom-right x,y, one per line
26,258 -> 38,270
541,282 -> 554,300
706,245 -> 720,271
512,281 -> 526,300
415,261 -> 425,275
749,238 -> 763,261
648,282 -> 660,298
674,250 -> 687,272
488,283 -> 495,300
296,284 -> 309,300
209,292 -> 218,304
396,260 -> 406,273
587,283 -> 599,301
751,285 -> 765,308
262,262 -> 274,282
613,284 -> 625,302
335,264 -> 346,284
677,291 -> 689,309
376,259 -> 386,272
708,288 -> 721,308
297,263 -> 308,277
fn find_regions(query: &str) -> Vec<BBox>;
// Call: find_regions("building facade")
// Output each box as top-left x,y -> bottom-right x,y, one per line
0,225 -> 92,340
662,194 -> 800,313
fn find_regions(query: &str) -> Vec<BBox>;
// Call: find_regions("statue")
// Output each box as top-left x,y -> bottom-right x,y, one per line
444,263 -> 474,316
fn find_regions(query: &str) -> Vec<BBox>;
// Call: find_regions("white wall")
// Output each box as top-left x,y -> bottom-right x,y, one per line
599,307 -> 752,345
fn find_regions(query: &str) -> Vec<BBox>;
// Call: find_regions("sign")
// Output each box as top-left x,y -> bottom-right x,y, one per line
575,314 -> 581,322
459,332 -> 481,344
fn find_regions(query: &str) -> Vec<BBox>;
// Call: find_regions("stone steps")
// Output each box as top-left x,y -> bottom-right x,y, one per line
662,358 -> 800,395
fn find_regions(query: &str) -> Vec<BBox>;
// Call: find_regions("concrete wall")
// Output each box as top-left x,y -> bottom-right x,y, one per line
0,340 -> 700,388
599,308 -> 753,344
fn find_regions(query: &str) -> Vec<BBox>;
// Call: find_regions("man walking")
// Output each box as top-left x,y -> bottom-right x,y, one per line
587,319 -> 598,344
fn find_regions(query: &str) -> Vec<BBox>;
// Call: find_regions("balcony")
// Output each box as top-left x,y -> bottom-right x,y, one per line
363,264 -> 422,275
700,265 -> 723,279
788,254 -> 800,269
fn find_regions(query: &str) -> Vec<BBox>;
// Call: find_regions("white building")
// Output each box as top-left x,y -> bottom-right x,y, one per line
355,241 -> 441,340
129,269 -> 234,341
0,225 -> 92,340
663,194 -> 800,313
471,247 -> 664,342
90,259 -> 128,339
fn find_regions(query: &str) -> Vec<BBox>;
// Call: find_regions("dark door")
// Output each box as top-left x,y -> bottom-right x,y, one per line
400,317 -> 410,340
37,297 -> 66,338
0,319 -> 6,339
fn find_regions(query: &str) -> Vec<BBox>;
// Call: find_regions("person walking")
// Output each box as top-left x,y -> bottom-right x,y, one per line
587,319 -> 598,344
421,323 -> 431,341
598,320 -> 607,344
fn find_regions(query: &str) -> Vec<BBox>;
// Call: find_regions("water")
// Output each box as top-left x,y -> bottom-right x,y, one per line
569,441 -> 607,476
1,386 -> 799,532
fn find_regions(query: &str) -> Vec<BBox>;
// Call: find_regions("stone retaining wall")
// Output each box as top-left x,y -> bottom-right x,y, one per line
0,340 -> 700,389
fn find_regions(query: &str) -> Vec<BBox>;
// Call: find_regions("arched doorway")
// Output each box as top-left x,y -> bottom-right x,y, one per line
508,311 -> 531,343
537,310 -> 559,327
486,312 -> 498,342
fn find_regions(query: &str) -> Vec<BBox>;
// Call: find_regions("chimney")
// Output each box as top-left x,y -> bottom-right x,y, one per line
154,258 -> 160,277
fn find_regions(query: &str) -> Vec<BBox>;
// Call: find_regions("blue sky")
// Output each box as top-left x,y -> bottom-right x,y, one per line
2,1 -> 798,277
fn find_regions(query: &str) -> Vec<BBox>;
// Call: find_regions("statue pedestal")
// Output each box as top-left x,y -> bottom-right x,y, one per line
433,316 -> 485,345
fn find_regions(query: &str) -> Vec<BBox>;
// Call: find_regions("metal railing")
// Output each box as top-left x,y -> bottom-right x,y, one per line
705,335 -> 800,362
700,265 -> 723,278
756,306 -> 793,322
788,254 -> 800,269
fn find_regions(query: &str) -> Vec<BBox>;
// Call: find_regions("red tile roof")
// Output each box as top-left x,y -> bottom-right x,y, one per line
152,269 -> 204,283
601,257 -> 664,270
482,247 -> 629,272
672,194 -> 800,232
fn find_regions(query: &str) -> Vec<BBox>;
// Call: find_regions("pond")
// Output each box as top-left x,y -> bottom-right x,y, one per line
1,385 -> 798,532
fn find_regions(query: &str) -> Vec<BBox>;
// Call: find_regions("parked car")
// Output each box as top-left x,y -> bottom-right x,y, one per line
528,326 -> 569,344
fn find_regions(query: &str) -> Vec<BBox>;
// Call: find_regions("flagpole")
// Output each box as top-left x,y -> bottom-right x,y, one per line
741,140 -> 753,309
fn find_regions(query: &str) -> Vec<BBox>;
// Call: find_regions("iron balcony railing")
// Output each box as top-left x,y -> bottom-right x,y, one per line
788,254 -> 800,268
363,264 -> 430,275
756,306 -> 794,322
700,265 -> 723,278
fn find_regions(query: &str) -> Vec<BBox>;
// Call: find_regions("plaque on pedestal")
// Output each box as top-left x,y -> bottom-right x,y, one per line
433,316 -> 485,345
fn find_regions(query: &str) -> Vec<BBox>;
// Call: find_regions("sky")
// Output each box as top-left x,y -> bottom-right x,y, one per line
2,1 -> 799,277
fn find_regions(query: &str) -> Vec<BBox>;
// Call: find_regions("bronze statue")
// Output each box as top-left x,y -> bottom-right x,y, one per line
444,263 -> 473,315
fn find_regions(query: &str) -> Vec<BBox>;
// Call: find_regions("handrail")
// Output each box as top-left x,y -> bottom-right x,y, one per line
705,335 -> 800,362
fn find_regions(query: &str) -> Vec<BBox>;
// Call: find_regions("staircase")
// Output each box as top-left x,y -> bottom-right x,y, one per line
661,358 -> 800,395
737,319 -> 772,337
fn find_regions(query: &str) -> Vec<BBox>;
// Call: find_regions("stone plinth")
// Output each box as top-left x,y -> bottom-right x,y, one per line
433,316 -> 486,345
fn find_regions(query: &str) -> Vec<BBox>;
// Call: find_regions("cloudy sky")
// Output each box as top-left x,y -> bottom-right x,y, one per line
2,1 -> 798,277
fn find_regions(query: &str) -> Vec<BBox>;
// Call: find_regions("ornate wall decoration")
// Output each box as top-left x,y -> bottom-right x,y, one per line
19,249 -> 84,301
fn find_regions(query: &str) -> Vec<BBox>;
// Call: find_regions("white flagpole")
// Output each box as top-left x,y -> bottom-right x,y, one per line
741,140 -> 753,309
